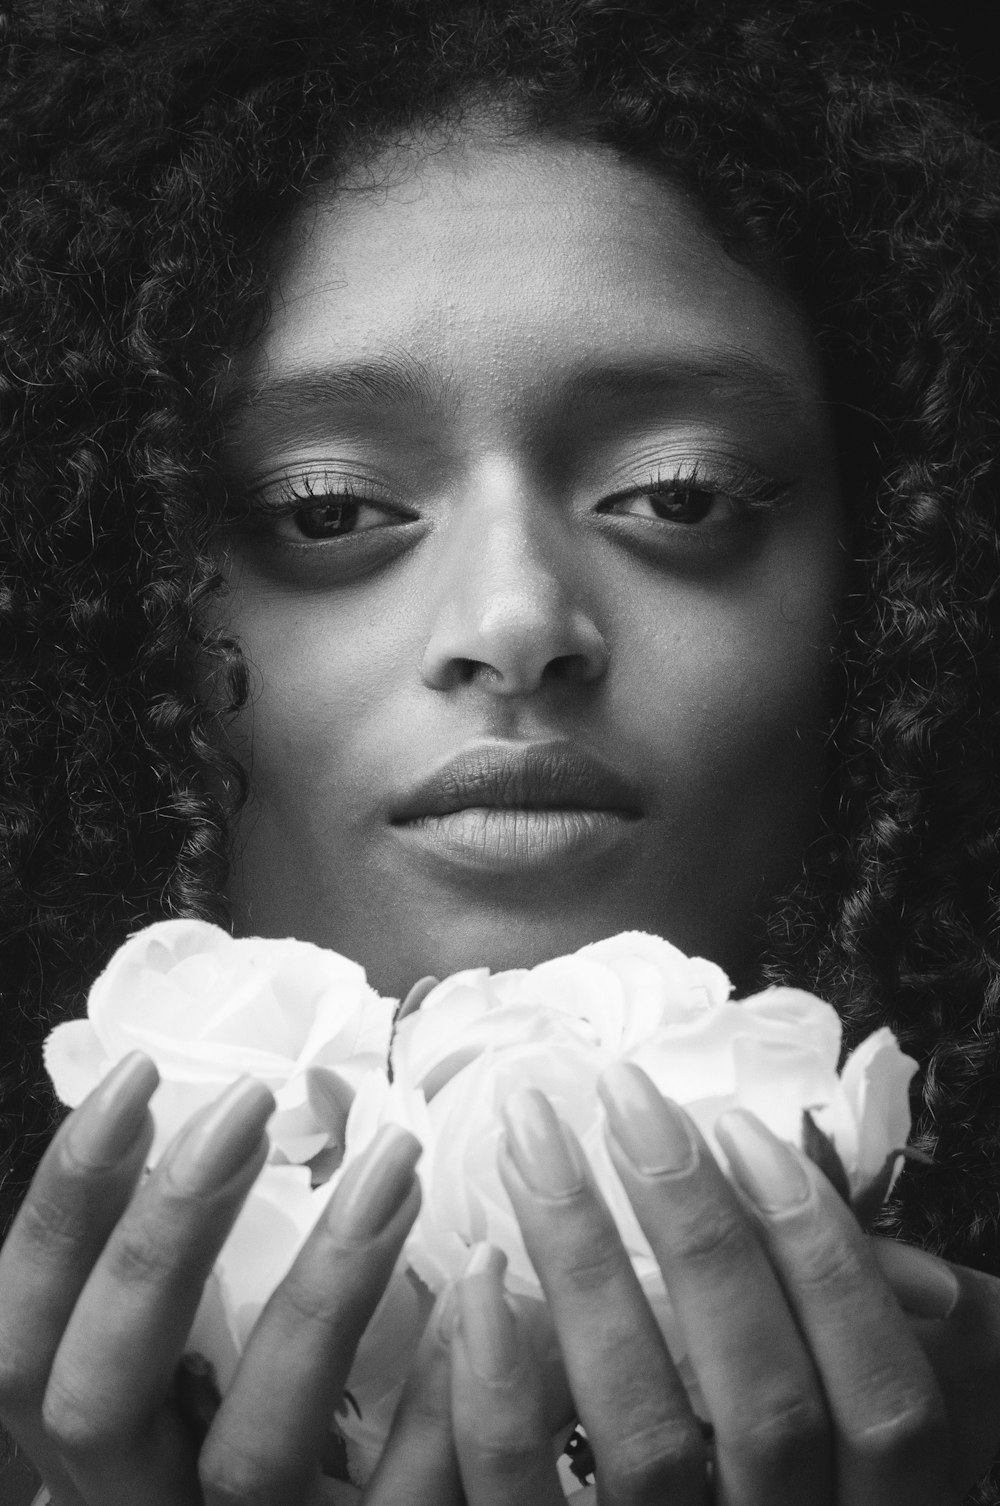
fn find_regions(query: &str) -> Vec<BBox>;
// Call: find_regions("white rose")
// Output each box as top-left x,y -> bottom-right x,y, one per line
392,930 -> 732,1093
633,987 -> 917,1199
43,919 -> 396,1162
377,960 -> 917,1298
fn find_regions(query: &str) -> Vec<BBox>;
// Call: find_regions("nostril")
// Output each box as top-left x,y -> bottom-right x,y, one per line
547,652 -> 597,683
433,658 -> 504,690
420,597 -> 609,694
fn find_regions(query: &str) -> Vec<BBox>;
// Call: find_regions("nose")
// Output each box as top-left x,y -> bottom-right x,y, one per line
420,480 -> 609,696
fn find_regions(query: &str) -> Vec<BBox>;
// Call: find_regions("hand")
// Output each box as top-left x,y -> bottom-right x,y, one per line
0,1053 -> 455,1506
443,1063 -> 1000,1505
870,1237 -> 1000,1491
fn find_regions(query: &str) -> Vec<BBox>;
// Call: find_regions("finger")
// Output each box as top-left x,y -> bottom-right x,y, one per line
506,1292 -> 575,1435
500,1089 -> 707,1506
872,1241 -> 1000,1493
364,1283 -> 462,1506
716,1109 -> 952,1506
0,1053 -> 158,1504
199,1125 -> 422,1506
451,1244 -> 565,1506
599,1063 -> 833,1506
42,1076 -> 273,1502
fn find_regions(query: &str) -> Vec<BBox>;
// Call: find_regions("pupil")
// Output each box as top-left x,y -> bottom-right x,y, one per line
295,501 -> 359,538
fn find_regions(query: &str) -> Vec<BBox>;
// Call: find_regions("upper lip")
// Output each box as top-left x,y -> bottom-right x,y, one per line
390,741 -> 644,822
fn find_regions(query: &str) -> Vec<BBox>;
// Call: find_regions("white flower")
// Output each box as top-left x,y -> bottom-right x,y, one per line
42,923 -> 919,1495
636,988 -> 916,1198
372,937 -> 917,1298
393,931 -> 731,1092
43,919 -> 396,1162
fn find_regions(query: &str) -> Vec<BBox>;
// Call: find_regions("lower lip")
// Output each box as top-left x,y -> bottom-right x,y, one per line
392,806 -> 638,873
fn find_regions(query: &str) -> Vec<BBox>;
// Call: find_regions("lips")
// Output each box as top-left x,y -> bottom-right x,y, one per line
390,741 -> 644,823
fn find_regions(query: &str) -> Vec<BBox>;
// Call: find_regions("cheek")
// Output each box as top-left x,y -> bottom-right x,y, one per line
221,584 -> 413,815
618,557 -> 841,828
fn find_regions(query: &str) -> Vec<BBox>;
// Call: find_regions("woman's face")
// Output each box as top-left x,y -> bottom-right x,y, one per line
215,126 -> 845,997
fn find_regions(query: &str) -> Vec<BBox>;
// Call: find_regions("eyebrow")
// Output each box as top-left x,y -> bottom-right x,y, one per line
224,352 -> 449,423
223,347 -> 809,429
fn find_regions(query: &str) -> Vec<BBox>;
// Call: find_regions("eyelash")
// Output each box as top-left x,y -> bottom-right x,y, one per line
234,472 -> 416,540
235,459 -> 789,544
598,460 -> 788,522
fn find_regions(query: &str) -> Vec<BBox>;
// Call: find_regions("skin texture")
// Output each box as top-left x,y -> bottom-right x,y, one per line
216,124 -> 845,997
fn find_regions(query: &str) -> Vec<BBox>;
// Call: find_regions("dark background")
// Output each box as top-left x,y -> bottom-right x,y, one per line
880,0 -> 999,137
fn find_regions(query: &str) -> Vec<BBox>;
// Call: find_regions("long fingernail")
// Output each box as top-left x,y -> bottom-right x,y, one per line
501,1089 -> 585,1198
435,1281 -> 458,1344
332,1125 -> 422,1238
873,1240 -> 960,1320
598,1063 -> 698,1175
458,1243 -> 517,1380
162,1077 -> 273,1194
715,1109 -> 811,1212
64,1052 -> 160,1169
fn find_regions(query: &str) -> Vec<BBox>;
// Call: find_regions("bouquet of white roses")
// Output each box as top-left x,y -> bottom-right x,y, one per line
44,921 -> 918,1487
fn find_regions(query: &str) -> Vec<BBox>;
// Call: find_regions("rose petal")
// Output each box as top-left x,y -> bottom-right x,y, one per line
839,1028 -> 918,1183
43,1020 -> 112,1107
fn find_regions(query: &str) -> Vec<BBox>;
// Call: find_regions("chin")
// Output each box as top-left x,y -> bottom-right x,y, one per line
343,902 -> 747,1001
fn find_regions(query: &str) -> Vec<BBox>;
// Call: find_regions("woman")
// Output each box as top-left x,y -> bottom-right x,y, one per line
1,0 -> 999,1500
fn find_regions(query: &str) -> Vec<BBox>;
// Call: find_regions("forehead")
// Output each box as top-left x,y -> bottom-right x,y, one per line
230,127 -> 826,433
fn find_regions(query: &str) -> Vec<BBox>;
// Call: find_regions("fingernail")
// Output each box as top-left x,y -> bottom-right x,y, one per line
458,1243 -> 517,1380
501,1089 -> 585,1198
332,1125 -> 422,1238
873,1240 -> 960,1320
435,1281 -> 458,1344
715,1109 -> 811,1212
65,1052 -> 160,1169
163,1077 -> 274,1194
598,1062 -> 698,1175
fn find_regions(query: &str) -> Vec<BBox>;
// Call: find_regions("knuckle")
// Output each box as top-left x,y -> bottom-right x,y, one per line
104,1223 -> 184,1291
662,1199 -> 747,1267
848,1391 -> 949,1469
459,1410 -> 557,1486
199,1466 -> 257,1506
11,1181 -> 89,1258
268,1264 -> 347,1329
727,1392 -> 829,1470
198,1446 -> 278,1506
549,1219 -> 628,1292
792,1231 -> 870,1295
41,1374 -> 116,1457
464,1430 -> 536,1479
604,1415 -> 705,1500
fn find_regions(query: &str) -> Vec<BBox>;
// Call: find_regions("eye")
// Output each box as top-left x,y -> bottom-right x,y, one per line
234,468 -> 418,547
597,463 -> 787,530
283,497 -> 399,541
606,485 -> 730,525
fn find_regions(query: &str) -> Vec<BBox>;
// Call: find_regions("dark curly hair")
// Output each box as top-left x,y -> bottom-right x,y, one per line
2,0 -> 1000,1485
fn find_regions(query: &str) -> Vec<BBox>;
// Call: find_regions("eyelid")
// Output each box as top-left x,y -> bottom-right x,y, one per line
246,467 -> 396,511
596,458 -> 790,515
230,467 -> 421,538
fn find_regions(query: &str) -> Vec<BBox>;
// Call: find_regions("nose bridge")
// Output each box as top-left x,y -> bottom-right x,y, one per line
420,459 -> 607,694
459,464 -> 561,622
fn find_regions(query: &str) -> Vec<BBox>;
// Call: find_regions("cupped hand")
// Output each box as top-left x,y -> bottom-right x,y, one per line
0,1052 -> 454,1506
443,1062 -> 1000,1505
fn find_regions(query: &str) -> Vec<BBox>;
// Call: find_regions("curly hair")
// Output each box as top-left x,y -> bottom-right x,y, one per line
2,0 -> 999,1455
